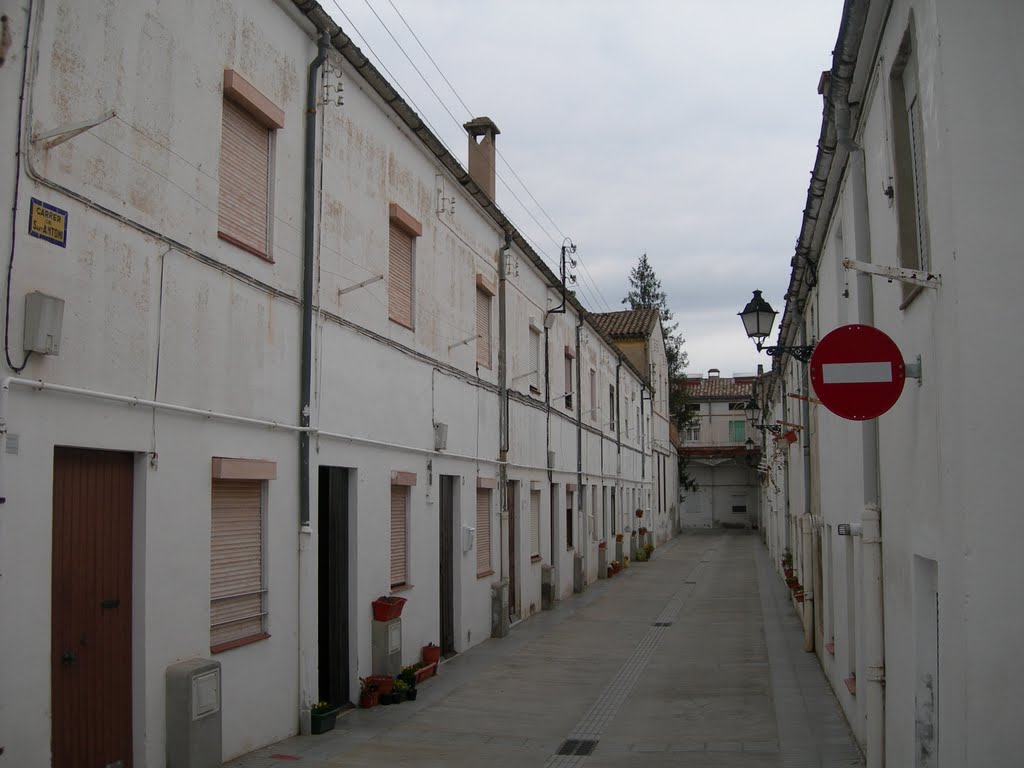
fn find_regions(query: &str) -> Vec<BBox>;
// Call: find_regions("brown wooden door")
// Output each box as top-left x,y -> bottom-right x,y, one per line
439,476 -> 455,656
507,483 -> 516,620
52,448 -> 134,768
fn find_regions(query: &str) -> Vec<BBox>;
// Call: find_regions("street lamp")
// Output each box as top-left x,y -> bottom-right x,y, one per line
738,290 -> 816,363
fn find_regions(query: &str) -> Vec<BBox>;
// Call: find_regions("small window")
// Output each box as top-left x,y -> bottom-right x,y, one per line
564,355 -> 573,410
728,420 -> 746,442
589,369 -> 597,420
218,70 -> 283,260
388,204 -> 421,329
732,505 -> 747,515
211,478 -> 267,651
529,329 -> 541,393
476,289 -> 492,368
686,426 -> 700,441
476,489 -> 492,575
530,490 -> 541,558
728,402 -> 746,411
390,484 -> 409,587
609,385 -> 616,431
890,23 -> 930,303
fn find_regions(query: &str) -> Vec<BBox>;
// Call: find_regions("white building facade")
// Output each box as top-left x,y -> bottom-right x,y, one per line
0,1 -> 667,765
758,1 -> 1024,765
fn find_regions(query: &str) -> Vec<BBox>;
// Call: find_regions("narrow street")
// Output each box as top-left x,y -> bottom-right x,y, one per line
227,531 -> 862,767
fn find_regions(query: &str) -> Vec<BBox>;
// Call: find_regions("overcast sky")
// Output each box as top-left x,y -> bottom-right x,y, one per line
326,0 -> 845,378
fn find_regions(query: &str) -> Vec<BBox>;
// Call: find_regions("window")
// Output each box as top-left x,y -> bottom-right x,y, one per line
590,486 -> 598,541
565,488 -> 574,549
476,275 -> 495,368
388,203 -> 422,329
564,355 -> 573,410
890,25 -> 929,302
610,488 -> 616,532
210,478 -> 268,652
218,70 -> 284,260
728,420 -> 746,442
609,385 -> 616,431
728,402 -> 746,411
476,286 -> 492,368
530,490 -> 541,558
529,328 -> 541,393
390,485 -> 409,587
601,486 -> 607,538
476,488 -> 492,575
589,369 -> 597,421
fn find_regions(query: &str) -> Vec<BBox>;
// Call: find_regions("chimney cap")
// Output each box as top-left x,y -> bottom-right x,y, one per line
464,116 -> 501,137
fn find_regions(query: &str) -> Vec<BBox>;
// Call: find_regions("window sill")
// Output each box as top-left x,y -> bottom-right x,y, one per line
476,569 -> 495,580
211,632 -> 270,655
530,555 -> 543,564
844,676 -> 857,696
390,583 -> 414,593
388,315 -> 415,332
218,231 -> 272,263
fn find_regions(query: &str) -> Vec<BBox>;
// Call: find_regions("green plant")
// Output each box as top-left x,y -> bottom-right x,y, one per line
781,548 -> 793,568
643,542 -> 655,556
393,679 -> 409,693
399,665 -> 417,687
311,701 -> 335,714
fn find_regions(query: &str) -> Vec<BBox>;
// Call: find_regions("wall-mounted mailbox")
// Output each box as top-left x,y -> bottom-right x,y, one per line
462,525 -> 475,553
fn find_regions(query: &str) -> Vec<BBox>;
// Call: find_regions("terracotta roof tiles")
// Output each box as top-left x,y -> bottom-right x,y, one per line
588,308 -> 661,339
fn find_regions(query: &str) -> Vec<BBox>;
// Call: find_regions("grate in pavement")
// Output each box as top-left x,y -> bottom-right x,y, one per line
556,739 -> 598,756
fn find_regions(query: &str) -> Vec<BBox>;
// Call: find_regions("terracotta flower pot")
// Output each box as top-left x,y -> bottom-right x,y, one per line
372,596 -> 408,621
422,644 -> 441,665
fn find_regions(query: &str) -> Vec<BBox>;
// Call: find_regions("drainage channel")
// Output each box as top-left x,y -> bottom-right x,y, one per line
543,548 -> 716,767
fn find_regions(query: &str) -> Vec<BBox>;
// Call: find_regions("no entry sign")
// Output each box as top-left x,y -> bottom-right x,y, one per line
809,325 -> 906,420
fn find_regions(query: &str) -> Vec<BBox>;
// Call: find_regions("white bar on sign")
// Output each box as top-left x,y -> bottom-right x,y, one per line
822,362 -> 892,384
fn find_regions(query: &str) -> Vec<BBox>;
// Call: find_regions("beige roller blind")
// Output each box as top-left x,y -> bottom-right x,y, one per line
530,490 -> 541,557
218,100 -> 270,257
389,223 -> 414,327
476,290 -> 491,368
211,479 -> 265,648
476,489 -> 491,574
390,485 -> 408,587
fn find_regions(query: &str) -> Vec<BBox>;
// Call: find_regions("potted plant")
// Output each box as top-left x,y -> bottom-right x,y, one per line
598,540 -> 607,549
310,701 -> 341,734
365,674 -> 394,696
643,542 -> 655,557
635,508 -> 643,519
615,532 -> 624,543
358,678 -> 379,709
392,679 -> 409,703
372,595 -> 408,622
413,660 -> 436,684
422,642 -> 441,665
623,555 -> 630,569
610,559 -> 622,574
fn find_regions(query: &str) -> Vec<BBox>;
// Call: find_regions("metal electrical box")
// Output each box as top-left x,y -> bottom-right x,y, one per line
371,617 -> 402,676
23,291 -> 64,355
166,658 -> 222,768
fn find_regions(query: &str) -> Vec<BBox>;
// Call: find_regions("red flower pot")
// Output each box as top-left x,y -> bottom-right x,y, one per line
422,644 -> 441,665
359,692 -> 379,708
372,596 -> 407,622
365,675 -> 394,695
414,662 -> 437,684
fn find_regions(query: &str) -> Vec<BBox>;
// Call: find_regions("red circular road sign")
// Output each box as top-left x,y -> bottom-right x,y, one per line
809,325 -> 906,421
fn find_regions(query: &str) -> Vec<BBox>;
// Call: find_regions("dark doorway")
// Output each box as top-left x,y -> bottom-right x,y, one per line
52,447 -> 135,768
439,475 -> 456,656
318,467 -> 350,706
507,481 -> 517,621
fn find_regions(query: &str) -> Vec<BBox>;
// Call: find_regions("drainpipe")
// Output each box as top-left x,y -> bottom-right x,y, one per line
851,145 -> 885,768
498,234 -> 510,582
575,315 -> 584,564
800,319 -> 814,653
300,30 -> 331,527
615,355 -> 622,525
298,29 -> 330,731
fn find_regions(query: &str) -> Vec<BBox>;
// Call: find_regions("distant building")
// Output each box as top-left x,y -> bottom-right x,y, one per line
678,370 -> 760,528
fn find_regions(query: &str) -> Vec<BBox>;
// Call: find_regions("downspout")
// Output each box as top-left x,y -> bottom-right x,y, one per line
298,29 -> 330,730
543,324 -> 551,485
800,319 -> 814,653
498,234 -> 510,581
850,143 -> 885,768
300,30 -> 331,527
615,355 -> 622,525
575,316 -> 583,558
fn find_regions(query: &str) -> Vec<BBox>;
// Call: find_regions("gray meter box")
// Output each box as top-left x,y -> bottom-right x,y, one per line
167,658 -> 222,768
23,291 -> 64,355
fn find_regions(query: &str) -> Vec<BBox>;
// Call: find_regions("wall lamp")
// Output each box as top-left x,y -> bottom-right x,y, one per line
739,290 -> 815,363
743,397 -> 782,435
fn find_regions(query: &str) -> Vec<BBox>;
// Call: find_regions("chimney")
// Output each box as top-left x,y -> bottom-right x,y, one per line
464,116 -> 500,200
708,368 -> 720,378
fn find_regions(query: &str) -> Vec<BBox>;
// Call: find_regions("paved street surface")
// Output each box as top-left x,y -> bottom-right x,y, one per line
225,531 -> 863,767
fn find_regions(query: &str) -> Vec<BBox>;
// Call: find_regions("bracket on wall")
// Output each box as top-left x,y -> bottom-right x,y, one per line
337,274 -> 383,297
842,258 -> 941,290
32,110 -> 117,149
